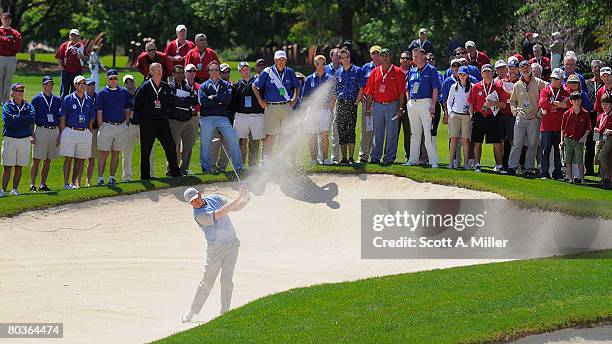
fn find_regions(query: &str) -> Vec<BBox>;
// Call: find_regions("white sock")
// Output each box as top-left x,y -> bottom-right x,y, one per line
98,177 -> 104,182
109,175 -> 114,180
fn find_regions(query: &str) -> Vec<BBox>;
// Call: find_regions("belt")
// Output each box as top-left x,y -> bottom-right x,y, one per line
375,100 -> 397,105
104,121 -> 124,125
268,101 -> 290,105
39,125 -> 57,129
68,126 -> 86,131
410,98 -> 432,102
453,112 -> 469,115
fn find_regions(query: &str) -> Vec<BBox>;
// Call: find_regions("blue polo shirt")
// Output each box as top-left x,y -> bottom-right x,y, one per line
31,92 -> 61,127
193,194 -> 237,246
254,66 -> 301,103
362,61 -> 376,80
444,65 -> 482,81
302,72 -> 333,97
334,64 -> 366,101
95,86 -> 131,123
2,100 -> 35,138
59,92 -> 95,129
325,63 -> 340,76
198,79 -> 233,117
440,74 -> 478,102
407,64 -> 441,100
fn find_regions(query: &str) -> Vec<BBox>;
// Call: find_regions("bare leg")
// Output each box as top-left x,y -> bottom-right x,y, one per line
63,157 -> 73,186
320,131 -> 329,161
449,137 -> 458,166
309,134 -> 317,161
86,157 -> 95,185
474,143 -> 483,165
462,138 -> 470,168
493,143 -> 503,165
98,150 -> 110,179
12,166 -> 22,189
41,159 -> 52,186
30,158 -> 40,186
2,166 -> 11,191
109,151 -> 120,177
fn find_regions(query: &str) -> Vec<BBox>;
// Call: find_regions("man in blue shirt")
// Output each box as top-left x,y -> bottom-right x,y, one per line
252,50 -> 301,164
444,48 -> 481,81
323,48 -> 341,162
358,45 -> 382,163
1,83 -> 35,197
324,48 -> 341,76
58,75 -> 95,190
181,185 -> 249,323
30,76 -> 61,192
198,60 -> 242,173
333,48 -> 365,164
85,77 -> 98,187
407,28 -> 434,55
562,54 -> 588,91
303,55 -> 334,165
405,47 -> 441,167
95,69 -> 131,185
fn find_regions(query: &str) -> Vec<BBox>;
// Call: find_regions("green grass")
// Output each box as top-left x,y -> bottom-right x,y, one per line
17,52 -> 130,68
155,250 -> 612,344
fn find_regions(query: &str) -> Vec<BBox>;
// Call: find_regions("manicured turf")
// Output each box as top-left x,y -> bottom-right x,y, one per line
17,53 -> 130,68
154,250 -> 612,344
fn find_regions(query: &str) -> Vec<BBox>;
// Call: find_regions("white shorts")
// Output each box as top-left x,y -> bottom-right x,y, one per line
59,127 -> 92,159
2,136 -> 31,166
97,122 -> 128,152
305,108 -> 332,135
233,113 -> 265,140
32,126 -> 60,160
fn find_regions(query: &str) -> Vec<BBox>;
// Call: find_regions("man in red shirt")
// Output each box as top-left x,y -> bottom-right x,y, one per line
364,48 -> 406,164
529,44 -> 551,81
594,67 -> 612,116
538,68 -> 570,179
55,28 -> 87,98
560,91 -> 591,183
164,24 -> 195,69
0,12 -> 21,103
595,94 -> 612,186
185,33 -> 220,84
135,42 -> 173,80
467,64 -> 507,173
465,41 -> 490,69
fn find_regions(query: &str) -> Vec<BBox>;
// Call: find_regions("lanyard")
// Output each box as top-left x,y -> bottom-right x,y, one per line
272,66 -> 285,83
74,95 -> 85,116
380,65 -> 393,82
418,40 -> 424,49
483,81 -> 493,97
600,113 -> 608,128
11,100 -> 25,116
150,80 -> 162,100
198,50 -> 206,63
40,92 -> 53,112
549,85 -> 561,102
176,39 -> 187,53
211,80 -> 221,94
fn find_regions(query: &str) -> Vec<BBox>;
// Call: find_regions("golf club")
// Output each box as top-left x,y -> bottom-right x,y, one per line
212,137 -> 250,200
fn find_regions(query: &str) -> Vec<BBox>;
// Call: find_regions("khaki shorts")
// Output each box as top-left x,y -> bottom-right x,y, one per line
234,112 -> 265,140
2,136 -> 31,166
97,122 -> 128,152
448,112 -> 471,139
563,137 -> 584,165
265,103 -> 291,135
32,126 -> 60,160
60,127 -> 92,159
305,108 -> 332,135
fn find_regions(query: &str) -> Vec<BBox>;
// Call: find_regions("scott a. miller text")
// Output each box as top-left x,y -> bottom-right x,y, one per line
372,236 -> 509,248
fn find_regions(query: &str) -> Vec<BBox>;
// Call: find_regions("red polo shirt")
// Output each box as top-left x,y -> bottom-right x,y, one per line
539,84 -> 570,131
135,51 -> 173,79
0,27 -> 22,56
184,47 -> 220,81
365,64 -> 406,103
596,112 -> 612,132
529,56 -> 551,71
495,79 -> 514,116
594,86 -> 612,114
164,39 -> 195,67
561,107 -> 591,139
467,50 -> 490,69
55,41 -> 85,74
467,80 -> 508,117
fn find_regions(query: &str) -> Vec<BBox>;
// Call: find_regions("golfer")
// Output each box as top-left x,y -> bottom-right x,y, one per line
182,185 -> 250,323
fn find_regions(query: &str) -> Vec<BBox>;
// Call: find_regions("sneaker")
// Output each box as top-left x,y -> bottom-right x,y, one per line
108,177 -> 116,185
348,158 -> 355,165
323,159 -> 334,165
474,164 -> 482,173
10,189 -> 18,196
359,159 -> 368,164
402,161 -> 415,166
182,309 -> 194,323
463,165 -> 470,170
71,184 -> 79,189
0,190 -> 5,197
447,164 -> 454,169
431,164 -> 439,168
493,165 -> 502,173
64,184 -> 73,190
30,185 -> 37,192
123,179 -> 130,183
97,179 -> 105,186
184,169 -> 193,175
39,185 -> 51,192
339,158 -> 348,165
507,168 -> 517,176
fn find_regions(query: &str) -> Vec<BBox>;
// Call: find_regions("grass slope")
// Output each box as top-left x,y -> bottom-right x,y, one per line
155,250 -> 612,344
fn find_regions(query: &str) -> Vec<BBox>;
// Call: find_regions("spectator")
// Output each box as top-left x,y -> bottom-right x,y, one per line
220,63 -> 232,84
465,41 -> 490,69
594,67 -> 612,117
399,51 -> 412,76
565,74 -> 591,111
325,48 -> 341,75
0,12 -> 22,103
358,45 -> 382,163
521,32 -> 536,60
467,64 -> 508,173
1,83 -> 34,197
550,32 -> 564,69
531,62 -> 543,79
84,78 -> 98,186
446,66 -> 473,169
423,52 -> 444,164
364,48 -> 406,165
30,76 -> 61,192
508,62 -> 547,175
198,61 -> 243,173
302,56 -> 333,165
121,74 -> 154,182
55,29 -> 87,98
58,76 -> 95,190
538,68 -> 570,179
444,48 -> 481,81
408,28 -> 434,55
323,48 -> 341,163
560,91 -> 591,183
595,95 -> 612,186
87,45 -> 105,91
135,42 -> 173,80
185,33 -> 220,84
164,25 -> 195,68
405,48 -> 440,168
252,50 -> 301,163
562,54 -> 587,91
168,64 -> 199,175
495,60 -> 518,172
585,60 -> 604,175
133,62 -> 181,179
398,50 -> 414,162
331,48 -> 365,164
529,44 -> 551,80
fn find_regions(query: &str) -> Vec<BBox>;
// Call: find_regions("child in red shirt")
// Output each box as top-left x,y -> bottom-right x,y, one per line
560,92 -> 591,183
595,94 -> 612,186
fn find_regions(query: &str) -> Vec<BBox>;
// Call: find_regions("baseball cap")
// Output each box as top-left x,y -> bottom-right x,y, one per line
519,60 -> 530,68
107,69 -> 119,77
123,74 -> 134,83
295,72 -> 305,80
418,28 -> 427,35
73,75 -> 86,85
600,67 -> 612,76
11,82 -> 24,91
465,40 -> 476,48
494,60 -> 507,69
507,60 -> 519,68
450,59 -> 461,67
255,59 -> 267,66
85,77 -> 95,85
219,63 -> 230,72
183,187 -> 199,203
458,66 -> 469,75
185,64 -> 197,71
238,61 -> 250,70
369,45 -> 382,54
567,74 -> 580,83
42,75 -> 54,84
274,50 -> 287,60
550,68 -> 564,80
481,64 -> 493,72
569,91 -> 582,100
176,24 -> 187,32
459,57 -> 468,64
379,48 -> 391,56
69,28 -> 80,36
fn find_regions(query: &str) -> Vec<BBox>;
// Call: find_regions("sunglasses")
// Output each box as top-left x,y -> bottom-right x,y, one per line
13,89 -> 24,93
125,80 -> 134,83
455,52 -> 464,56
109,77 -> 118,80
146,49 -> 156,52
76,82 -> 86,85
221,70 -> 230,73
315,62 -> 325,66
400,57 -> 412,60
208,69 -> 220,72
186,69 -> 196,73
426,58 -> 435,61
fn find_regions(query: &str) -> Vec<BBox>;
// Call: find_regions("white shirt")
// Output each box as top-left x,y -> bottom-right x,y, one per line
447,82 -> 471,114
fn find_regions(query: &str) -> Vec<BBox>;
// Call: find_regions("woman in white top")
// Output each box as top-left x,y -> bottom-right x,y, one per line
87,46 -> 105,91
446,66 -> 473,169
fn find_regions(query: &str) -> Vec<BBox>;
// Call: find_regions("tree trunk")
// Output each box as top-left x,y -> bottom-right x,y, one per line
339,3 -> 354,43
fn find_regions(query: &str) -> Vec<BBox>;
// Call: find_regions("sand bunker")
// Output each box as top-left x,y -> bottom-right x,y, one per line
0,173 -> 610,343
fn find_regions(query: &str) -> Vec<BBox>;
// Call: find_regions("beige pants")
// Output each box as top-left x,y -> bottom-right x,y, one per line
210,130 -> 229,170
121,124 -> 154,181
0,55 -> 17,103
358,101 -> 374,161
189,238 -> 240,315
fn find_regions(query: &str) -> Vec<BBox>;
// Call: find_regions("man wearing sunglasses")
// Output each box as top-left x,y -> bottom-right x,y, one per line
135,42 -> 173,80
55,29 -> 87,98
185,33 -> 220,84
444,47 -> 481,82
0,12 -> 21,104
168,64 -> 199,175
